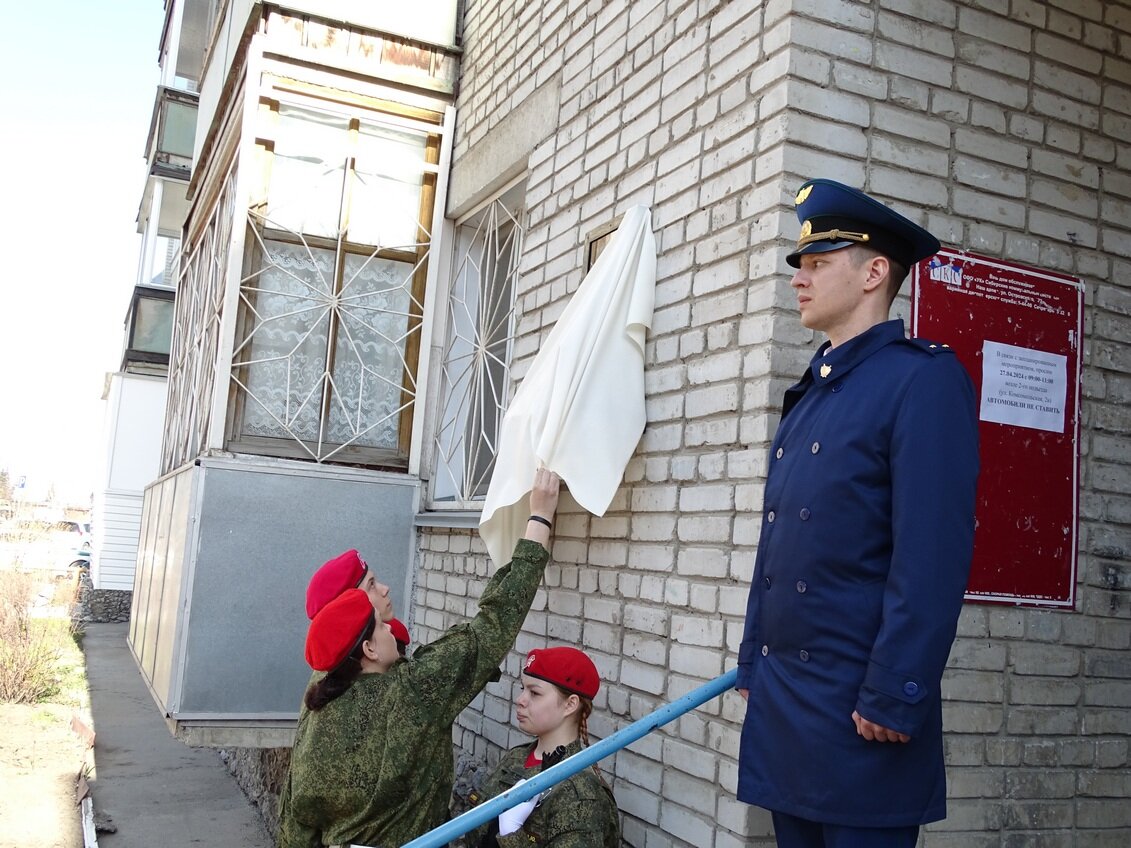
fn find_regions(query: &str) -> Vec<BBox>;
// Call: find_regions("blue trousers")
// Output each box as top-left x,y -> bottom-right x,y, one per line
771,811 -> 919,848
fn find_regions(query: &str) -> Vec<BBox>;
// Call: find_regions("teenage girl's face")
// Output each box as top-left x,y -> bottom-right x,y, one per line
515,674 -> 573,738
357,569 -> 394,622
366,620 -> 399,665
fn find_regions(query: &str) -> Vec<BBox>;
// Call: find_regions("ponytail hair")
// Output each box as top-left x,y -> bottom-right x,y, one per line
304,615 -> 377,711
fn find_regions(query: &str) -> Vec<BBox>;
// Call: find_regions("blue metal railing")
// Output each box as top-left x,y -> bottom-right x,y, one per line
387,667 -> 738,848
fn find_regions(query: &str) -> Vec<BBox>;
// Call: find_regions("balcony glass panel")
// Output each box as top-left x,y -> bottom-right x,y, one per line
350,122 -> 428,248
131,296 -> 175,355
265,105 -> 350,239
145,235 -> 181,287
162,100 -> 197,159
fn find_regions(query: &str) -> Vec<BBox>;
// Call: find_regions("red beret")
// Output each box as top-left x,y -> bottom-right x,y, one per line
522,647 -> 600,699
306,549 -> 367,619
387,617 -> 410,647
305,589 -> 374,672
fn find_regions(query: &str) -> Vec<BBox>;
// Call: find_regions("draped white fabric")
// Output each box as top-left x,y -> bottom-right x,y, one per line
479,206 -> 657,567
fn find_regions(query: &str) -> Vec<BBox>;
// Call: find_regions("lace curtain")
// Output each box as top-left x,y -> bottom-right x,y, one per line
233,101 -> 431,462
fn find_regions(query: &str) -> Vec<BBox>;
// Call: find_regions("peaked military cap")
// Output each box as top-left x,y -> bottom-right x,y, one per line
787,178 -> 940,269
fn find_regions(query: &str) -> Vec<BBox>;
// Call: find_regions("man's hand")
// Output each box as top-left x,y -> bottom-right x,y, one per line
852,710 -> 910,743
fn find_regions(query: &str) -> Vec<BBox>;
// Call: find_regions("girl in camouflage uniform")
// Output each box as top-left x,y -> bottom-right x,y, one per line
467,646 -> 620,848
278,469 -> 560,848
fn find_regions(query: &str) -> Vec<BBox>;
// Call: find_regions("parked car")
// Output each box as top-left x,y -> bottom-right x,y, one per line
62,521 -> 93,577
0,518 -> 88,578
59,520 -> 92,551
67,547 -> 91,575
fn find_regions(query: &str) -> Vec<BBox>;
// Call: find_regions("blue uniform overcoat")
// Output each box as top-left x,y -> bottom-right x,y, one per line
736,319 -> 979,827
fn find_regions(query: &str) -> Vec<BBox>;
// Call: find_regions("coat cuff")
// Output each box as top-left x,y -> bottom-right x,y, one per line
855,660 -> 929,736
735,660 -> 752,691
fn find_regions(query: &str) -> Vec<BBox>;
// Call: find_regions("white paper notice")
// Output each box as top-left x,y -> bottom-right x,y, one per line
980,340 -> 1067,433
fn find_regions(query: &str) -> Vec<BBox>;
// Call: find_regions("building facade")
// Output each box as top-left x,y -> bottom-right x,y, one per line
432,3 -> 1131,845
132,1 -> 1130,845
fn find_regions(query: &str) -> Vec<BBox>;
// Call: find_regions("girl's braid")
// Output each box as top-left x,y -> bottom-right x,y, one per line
576,697 -> 610,787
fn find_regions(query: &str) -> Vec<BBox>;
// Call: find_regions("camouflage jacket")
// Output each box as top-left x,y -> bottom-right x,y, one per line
467,740 -> 620,848
277,540 -> 550,848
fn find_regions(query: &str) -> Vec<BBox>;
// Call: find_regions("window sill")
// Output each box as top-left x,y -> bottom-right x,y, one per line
413,510 -> 481,529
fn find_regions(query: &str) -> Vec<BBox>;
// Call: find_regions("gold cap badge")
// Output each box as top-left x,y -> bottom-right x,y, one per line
795,185 -> 813,205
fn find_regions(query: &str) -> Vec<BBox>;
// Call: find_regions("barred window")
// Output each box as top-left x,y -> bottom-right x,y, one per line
431,192 -> 524,503
229,99 -> 441,467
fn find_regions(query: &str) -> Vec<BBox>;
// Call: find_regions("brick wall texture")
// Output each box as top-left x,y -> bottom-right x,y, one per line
418,2 -> 1131,846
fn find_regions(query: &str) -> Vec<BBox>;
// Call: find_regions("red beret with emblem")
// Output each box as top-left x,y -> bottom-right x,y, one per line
523,646 -> 600,699
306,549 -> 367,619
305,589 -> 374,672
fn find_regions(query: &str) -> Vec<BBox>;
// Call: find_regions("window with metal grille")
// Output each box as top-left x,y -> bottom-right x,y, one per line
228,99 -> 441,467
430,192 -> 525,504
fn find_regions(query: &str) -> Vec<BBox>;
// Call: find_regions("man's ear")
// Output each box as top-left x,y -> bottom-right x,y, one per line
861,253 -> 891,295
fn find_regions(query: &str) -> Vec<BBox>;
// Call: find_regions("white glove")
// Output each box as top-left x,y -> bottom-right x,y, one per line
497,779 -> 539,836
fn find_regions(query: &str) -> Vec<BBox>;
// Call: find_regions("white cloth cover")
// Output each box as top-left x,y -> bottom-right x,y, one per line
478,205 -> 657,567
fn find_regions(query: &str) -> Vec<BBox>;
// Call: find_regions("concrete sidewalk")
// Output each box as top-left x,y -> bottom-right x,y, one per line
83,623 -> 273,848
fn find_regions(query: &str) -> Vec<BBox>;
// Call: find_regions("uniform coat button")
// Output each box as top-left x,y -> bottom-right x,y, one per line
796,580 -> 807,593
776,447 -> 784,459
811,442 -> 820,454
903,681 -> 919,697
799,507 -> 811,520
764,576 -> 772,589
767,510 -> 776,523
761,645 -> 769,656
799,649 -> 809,662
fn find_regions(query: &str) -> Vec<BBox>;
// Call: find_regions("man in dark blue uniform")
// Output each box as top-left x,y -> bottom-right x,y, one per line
736,179 -> 980,848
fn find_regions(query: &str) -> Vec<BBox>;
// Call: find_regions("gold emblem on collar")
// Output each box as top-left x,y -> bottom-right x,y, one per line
820,363 -> 832,378
795,185 -> 813,205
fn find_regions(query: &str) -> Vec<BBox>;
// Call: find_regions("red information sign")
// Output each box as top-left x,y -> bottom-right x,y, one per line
911,250 -> 1083,608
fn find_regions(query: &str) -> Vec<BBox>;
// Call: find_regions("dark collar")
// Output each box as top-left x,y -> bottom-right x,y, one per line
807,319 -> 905,385
782,319 -> 905,418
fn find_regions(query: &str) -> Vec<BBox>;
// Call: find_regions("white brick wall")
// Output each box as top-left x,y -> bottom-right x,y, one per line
409,1 -> 1131,846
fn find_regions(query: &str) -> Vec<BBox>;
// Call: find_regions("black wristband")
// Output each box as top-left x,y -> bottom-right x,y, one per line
527,514 -> 552,529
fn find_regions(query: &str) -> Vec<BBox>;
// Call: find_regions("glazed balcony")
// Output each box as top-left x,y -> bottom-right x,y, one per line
145,86 -> 198,181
